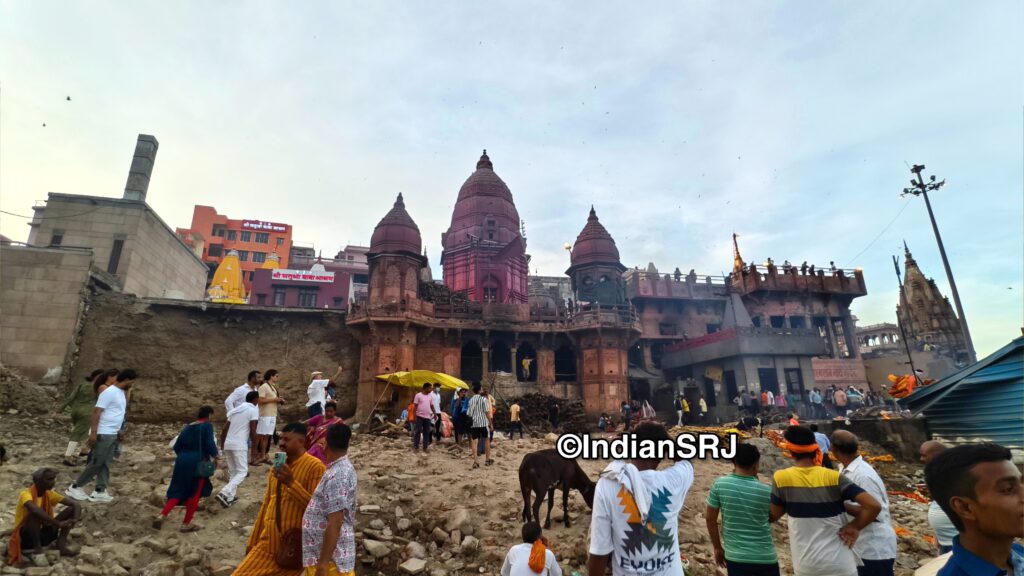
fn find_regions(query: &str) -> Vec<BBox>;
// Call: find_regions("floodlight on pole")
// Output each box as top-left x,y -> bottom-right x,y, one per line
900,164 -> 977,363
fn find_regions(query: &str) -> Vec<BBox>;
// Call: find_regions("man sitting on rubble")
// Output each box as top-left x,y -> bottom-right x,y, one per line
502,521 -> 562,576
6,468 -> 81,566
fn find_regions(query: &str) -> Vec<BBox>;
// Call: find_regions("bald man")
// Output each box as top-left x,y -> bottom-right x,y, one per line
832,430 -> 897,576
919,441 -> 957,554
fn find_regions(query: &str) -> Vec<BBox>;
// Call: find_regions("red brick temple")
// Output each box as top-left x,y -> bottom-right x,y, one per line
348,152 -> 869,420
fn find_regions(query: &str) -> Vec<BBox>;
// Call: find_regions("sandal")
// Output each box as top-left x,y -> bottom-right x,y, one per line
152,516 -> 164,530
472,461 -> 480,469
180,524 -> 201,533
485,459 -> 494,466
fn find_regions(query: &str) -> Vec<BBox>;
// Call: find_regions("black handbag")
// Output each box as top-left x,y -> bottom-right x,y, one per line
195,423 -> 216,478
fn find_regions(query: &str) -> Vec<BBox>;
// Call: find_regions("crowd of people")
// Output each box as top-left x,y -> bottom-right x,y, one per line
6,367 -> 1022,576
733,384 -> 892,420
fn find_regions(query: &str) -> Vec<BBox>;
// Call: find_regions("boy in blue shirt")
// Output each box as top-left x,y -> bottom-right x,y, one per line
925,443 -> 1023,576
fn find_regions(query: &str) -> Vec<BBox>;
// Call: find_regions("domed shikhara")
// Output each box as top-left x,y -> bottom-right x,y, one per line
569,207 -> 622,269
369,193 -> 422,256
441,151 -> 529,304
566,206 -> 626,305
443,150 -> 522,250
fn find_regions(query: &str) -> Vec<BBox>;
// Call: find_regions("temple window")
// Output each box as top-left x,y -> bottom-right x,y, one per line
255,233 -> 270,244
240,231 -> 252,242
238,250 -> 249,262
273,289 -> 286,306
298,288 -> 318,308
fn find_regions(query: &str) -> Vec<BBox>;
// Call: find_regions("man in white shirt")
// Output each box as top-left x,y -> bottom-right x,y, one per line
502,521 -> 562,576
66,369 -> 137,503
225,371 -> 261,414
831,430 -> 897,576
217,391 -> 260,507
305,366 -> 343,419
588,422 -> 695,576
918,441 -> 958,555
431,383 -> 443,442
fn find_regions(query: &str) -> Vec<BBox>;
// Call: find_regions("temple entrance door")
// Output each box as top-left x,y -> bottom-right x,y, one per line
461,341 -> 482,383
629,379 -> 651,403
757,368 -> 780,395
554,343 -> 577,382
491,341 -> 511,374
516,342 -> 537,382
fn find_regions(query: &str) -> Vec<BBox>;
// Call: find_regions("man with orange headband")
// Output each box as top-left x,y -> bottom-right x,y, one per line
769,426 -> 881,576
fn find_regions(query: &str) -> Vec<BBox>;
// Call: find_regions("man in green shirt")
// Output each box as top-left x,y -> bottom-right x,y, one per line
706,443 -> 779,576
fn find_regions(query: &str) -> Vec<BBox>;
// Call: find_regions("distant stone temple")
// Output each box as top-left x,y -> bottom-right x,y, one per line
348,151 -> 870,420
897,244 -> 968,361
857,244 -> 967,388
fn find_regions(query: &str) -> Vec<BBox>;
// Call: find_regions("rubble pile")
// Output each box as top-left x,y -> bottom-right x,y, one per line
0,384 -> 941,576
493,393 -> 590,434
0,364 -> 58,414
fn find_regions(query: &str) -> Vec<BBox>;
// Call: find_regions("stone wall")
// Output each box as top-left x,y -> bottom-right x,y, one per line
1,245 -> 92,380
121,208 -> 208,300
69,291 -> 360,422
819,417 -> 930,462
27,194 -> 207,300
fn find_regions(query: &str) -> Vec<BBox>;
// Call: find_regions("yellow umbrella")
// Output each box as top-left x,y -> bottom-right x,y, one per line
374,370 -> 469,391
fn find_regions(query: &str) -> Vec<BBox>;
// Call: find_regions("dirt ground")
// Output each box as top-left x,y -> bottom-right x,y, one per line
0,401 -> 941,575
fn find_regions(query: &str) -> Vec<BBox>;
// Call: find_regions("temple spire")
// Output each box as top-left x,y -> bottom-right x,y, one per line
733,233 -> 745,272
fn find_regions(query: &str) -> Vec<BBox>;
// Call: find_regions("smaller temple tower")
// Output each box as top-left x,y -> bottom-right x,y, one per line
354,194 -> 428,415
367,193 -> 425,308
566,207 -> 633,416
898,243 -> 968,360
566,207 -> 627,305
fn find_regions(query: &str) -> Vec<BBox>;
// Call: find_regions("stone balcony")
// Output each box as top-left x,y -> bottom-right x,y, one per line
662,326 -> 830,367
347,299 -> 641,333
731,265 -> 867,297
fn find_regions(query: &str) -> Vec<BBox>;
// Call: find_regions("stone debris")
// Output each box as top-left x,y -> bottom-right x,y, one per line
0,398 -> 940,576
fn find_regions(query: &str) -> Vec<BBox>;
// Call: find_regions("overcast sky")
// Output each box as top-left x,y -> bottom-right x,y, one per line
2,2 -> 1021,356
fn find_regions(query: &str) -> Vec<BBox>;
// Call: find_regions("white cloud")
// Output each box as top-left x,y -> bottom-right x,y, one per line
1,1 -> 1020,352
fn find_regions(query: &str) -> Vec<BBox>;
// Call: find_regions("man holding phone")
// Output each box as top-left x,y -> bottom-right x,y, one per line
236,422 -> 326,575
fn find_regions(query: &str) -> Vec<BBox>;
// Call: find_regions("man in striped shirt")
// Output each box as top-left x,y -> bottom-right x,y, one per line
706,442 -> 779,576
769,426 -> 881,576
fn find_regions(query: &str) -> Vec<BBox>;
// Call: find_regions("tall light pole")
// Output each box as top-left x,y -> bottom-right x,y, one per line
901,164 -> 977,363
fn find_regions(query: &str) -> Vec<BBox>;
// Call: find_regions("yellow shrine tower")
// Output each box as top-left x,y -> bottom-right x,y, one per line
207,249 -> 247,304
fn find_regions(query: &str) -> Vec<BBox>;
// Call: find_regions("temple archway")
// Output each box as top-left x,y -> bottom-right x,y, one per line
491,340 -> 511,374
460,341 -> 482,384
554,343 -> 577,382
516,342 -> 537,382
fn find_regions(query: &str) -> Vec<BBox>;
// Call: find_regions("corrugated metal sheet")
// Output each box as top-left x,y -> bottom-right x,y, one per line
901,337 -> 1023,448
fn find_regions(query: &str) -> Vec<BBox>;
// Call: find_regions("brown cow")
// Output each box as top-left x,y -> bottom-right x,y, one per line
519,449 -> 595,528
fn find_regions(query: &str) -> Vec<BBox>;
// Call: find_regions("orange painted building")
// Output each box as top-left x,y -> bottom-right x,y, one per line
175,205 -> 292,289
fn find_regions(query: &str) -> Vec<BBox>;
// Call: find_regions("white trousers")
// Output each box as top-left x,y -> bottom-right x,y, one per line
676,410 -> 683,425
219,449 -> 249,500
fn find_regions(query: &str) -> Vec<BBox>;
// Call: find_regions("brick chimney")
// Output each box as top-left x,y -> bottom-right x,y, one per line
123,134 -> 159,202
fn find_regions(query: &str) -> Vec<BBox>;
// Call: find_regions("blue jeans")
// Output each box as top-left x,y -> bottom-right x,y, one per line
857,559 -> 895,576
413,417 -> 432,450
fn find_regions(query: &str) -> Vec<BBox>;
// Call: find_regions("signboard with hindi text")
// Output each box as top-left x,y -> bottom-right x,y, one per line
271,269 -> 335,283
242,220 -> 288,232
